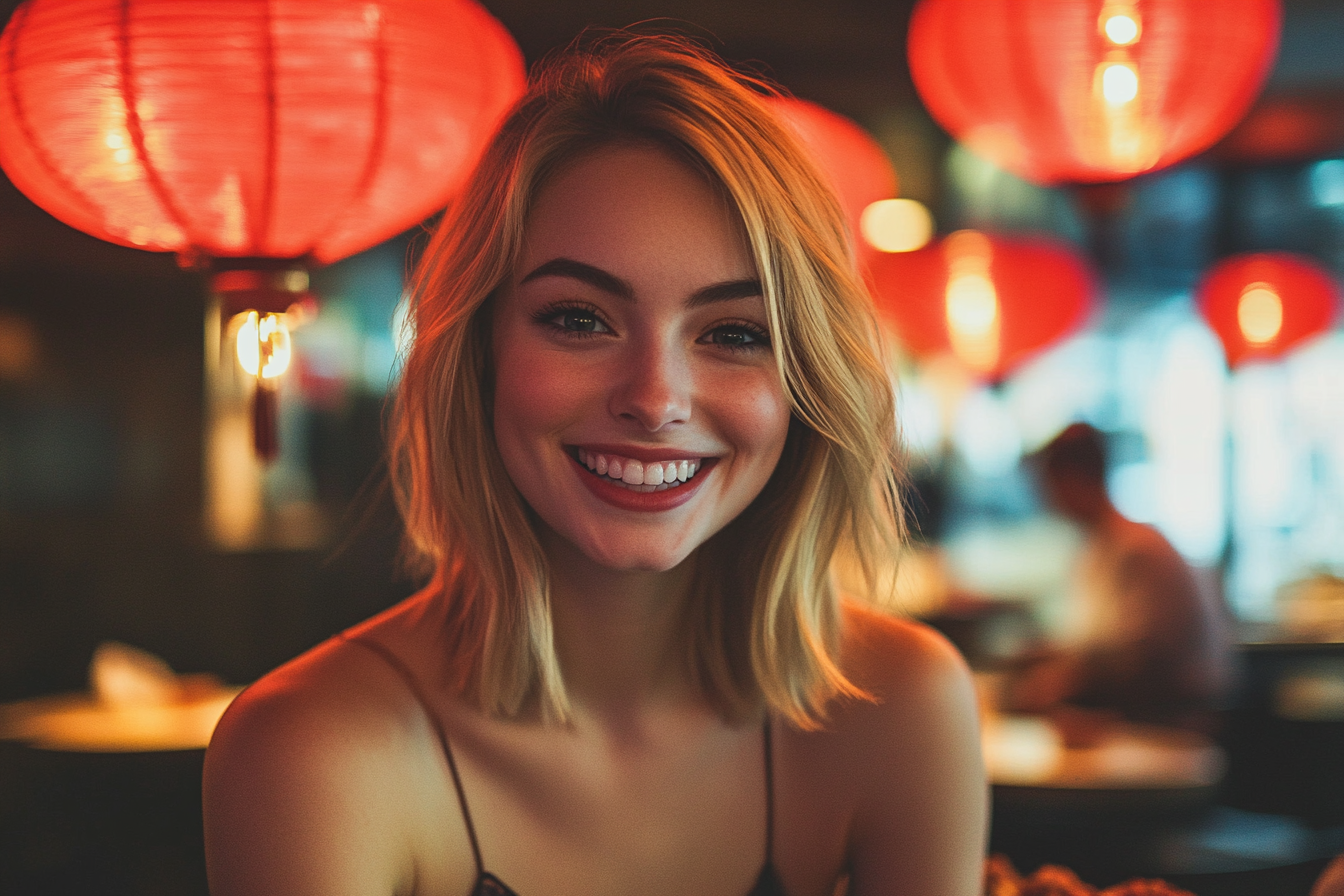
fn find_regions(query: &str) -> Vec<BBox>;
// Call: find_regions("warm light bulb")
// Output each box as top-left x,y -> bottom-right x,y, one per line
1101,62 -> 1140,105
1103,14 -> 1140,46
943,231 -> 1000,373
235,311 -> 293,378
946,273 -> 999,336
860,198 -> 935,252
1238,282 -> 1284,345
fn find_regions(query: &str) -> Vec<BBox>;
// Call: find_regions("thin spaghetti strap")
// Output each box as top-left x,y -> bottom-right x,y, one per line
762,715 -> 774,865
341,634 -> 486,877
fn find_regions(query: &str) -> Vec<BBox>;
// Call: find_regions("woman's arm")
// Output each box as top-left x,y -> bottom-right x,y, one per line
843,610 -> 989,896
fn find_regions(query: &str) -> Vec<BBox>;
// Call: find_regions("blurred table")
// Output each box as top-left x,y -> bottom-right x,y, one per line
984,712 -> 1227,790
1221,631 -> 1344,830
0,683 -> 240,896
981,710 -> 1344,894
0,682 -> 241,752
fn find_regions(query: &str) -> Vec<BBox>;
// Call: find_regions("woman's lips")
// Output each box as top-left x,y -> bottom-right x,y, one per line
568,450 -> 717,512
575,447 -> 700,487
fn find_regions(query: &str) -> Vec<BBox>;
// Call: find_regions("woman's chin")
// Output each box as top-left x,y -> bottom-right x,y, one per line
579,543 -> 696,575
541,527 -> 699,577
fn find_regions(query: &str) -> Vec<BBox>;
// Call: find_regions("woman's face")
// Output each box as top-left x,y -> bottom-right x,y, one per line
491,142 -> 791,573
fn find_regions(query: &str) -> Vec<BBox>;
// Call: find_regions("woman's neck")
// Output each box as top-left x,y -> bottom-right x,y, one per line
540,528 -> 701,718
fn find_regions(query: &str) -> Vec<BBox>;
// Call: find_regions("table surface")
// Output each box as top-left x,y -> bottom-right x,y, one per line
982,711 -> 1227,791
0,684 -> 243,752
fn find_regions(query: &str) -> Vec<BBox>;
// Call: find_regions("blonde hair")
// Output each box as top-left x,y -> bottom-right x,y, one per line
390,32 -> 904,728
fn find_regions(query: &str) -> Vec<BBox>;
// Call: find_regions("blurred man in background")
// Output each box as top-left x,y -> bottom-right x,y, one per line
1005,423 -> 1237,734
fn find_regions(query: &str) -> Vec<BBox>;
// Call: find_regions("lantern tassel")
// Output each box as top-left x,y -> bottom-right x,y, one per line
252,379 -> 280,462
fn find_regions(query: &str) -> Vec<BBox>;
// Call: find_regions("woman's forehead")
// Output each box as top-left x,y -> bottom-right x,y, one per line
513,142 -> 756,287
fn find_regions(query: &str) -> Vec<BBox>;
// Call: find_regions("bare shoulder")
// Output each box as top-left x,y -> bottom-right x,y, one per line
839,599 -> 976,712
203,603 -> 449,896
206,629 -> 425,774
816,602 -> 987,896
820,600 -> 981,774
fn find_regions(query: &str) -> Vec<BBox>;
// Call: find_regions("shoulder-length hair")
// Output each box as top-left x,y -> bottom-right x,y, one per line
390,31 -> 904,728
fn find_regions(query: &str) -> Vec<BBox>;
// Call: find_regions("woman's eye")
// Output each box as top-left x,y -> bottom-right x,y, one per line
704,323 -> 771,350
558,309 -> 606,332
536,304 -> 610,334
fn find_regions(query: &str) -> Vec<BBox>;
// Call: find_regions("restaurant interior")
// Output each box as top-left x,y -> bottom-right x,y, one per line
1,0 -> 1343,894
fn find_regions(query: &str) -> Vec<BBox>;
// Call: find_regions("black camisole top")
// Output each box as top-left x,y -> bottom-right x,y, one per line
347,636 -> 788,896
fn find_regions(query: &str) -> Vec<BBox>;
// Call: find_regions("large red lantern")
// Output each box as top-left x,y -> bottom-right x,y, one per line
907,0 -> 1282,185
763,97 -> 898,267
869,230 -> 1097,380
0,0 -> 525,457
1196,252 -> 1340,368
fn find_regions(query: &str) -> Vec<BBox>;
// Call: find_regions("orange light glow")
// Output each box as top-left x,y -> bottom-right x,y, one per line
235,311 -> 292,378
1100,1 -> 1142,46
1101,61 -> 1140,106
1090,52 -> 1158,173
1103,14 -> 1140,46
861,198 -> 934,252
1237,281 -> 1284,345
944,231 -> 1001,373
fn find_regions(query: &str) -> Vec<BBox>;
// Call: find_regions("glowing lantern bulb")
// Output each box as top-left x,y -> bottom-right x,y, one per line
943,231 -> 1001,373
1237,282 -> 1284,345
946,273 -> 999,335
1103,14 -> 1140,46
235,311 -> 292,379
1101,62 -> 1140,105
861,198 -> 935,252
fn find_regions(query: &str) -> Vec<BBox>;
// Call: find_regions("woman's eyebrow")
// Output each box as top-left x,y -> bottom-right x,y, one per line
520,258 -> 632,299
688,278 -> 763,307
519,256 -> 762,307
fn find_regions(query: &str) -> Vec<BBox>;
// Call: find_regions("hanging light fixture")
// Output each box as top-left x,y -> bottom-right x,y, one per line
0,0 -> 525,459
869,230 -> 1097,381
1196,252 -> 1340,367
907,0 -> 1282,185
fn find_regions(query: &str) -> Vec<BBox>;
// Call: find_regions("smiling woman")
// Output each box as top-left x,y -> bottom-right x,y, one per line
491,142 -> 789,574
202,32 -> 987,896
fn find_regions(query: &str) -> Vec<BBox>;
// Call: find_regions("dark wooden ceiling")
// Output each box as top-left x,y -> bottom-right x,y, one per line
477,0 -> 923,117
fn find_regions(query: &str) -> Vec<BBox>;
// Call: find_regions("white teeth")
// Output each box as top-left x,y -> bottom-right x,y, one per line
576,450 -> 703,486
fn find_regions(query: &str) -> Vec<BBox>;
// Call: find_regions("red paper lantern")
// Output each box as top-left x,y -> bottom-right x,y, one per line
763,97 -> 898,265
907,0 -> 1282,185
1196,252 -> 1340,367
0,0 -> 524,263
0,0 -> 524,458
869,230 -> 1096,380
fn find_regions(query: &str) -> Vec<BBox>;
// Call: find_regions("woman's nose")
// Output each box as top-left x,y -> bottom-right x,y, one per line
609,341 -> 692,431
